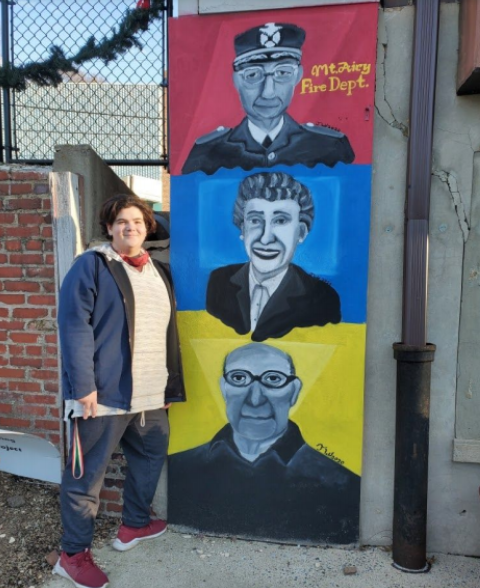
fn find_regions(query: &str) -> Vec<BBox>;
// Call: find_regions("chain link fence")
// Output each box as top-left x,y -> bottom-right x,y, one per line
1,0 -> 170,177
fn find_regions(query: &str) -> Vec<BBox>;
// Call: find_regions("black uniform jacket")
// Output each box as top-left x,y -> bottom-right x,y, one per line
182,114 -> 355,175
206,262 -> 341,341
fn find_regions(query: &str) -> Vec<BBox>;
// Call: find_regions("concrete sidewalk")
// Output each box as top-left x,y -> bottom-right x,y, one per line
45,530 -> 479,588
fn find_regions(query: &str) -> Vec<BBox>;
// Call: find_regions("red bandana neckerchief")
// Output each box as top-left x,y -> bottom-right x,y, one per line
119,249 -> 150,268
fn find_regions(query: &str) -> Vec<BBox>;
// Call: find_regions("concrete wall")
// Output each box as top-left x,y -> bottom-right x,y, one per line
362,2 -> 480,556
53,145 -> 133,246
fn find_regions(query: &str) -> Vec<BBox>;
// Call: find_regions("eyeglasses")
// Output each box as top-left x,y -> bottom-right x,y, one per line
224,369 -> 297,389
236,64 -> 299,86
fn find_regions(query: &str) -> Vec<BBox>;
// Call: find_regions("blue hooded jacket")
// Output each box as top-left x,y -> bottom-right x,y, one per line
57,250 -> 185,410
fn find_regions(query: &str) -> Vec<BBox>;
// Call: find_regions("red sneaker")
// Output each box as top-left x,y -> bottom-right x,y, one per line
53,549 -> 109,588
112,519 -> 167,552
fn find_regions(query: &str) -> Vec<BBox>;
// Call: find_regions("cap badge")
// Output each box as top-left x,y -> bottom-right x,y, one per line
259,23 -> 282,49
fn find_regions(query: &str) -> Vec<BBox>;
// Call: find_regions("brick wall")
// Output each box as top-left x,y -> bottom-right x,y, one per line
0,164 -> 124,517
0,166 -> 62,448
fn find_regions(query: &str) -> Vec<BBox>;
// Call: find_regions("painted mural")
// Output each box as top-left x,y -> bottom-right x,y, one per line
168,4 -> 378,544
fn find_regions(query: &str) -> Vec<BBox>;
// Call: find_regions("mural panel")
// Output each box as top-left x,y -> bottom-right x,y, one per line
168,4 -> 377,544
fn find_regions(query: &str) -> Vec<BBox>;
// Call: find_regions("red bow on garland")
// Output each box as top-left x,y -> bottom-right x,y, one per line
136,0 -> 151,8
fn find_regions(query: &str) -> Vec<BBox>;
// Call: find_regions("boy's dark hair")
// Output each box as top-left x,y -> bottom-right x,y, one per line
99,194 -> 156,240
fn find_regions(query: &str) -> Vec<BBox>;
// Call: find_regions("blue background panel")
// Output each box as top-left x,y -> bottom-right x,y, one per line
171,164 -> 372,324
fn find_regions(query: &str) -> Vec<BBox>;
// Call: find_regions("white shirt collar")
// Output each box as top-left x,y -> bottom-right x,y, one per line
247,117 -> 284,145
248,263 -> 289,299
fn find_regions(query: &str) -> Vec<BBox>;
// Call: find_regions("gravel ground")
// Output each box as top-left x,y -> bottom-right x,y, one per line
0,472 -> 118,588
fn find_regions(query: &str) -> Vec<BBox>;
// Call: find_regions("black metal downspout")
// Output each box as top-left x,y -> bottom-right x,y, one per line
392,0 -> 440,573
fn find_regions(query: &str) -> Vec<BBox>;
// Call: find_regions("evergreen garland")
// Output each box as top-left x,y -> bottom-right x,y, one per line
0,0 -> 166,91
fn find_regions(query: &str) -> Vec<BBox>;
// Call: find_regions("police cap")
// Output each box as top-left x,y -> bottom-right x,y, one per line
233,22 -> 305,69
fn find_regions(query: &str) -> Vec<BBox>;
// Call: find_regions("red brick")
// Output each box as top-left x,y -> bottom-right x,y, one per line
44,381 -> 59,393
19,405 -> 47,416
30,369 -> 58,380
45,345 -> 57,356
0,356 -> 8,366
25,239 -> 43,251
17,213 -> 50,225
5,240 -> 22,251
49,407 -> 60,418
0,171 -> 10,180
0,184 -> 34,196
28,295 -> 56,306
9,332 -> 39,343
0,331 -> 7,341
24,392 -> 55,403
50,308 -> 57,320
41,227 -> 53,238
0,320 -> 24,330
25,345 -> 42,356
5,281 -> 41,292
13,308 -> 48,319
48,433 -> 61,446
8,345 -> 24,356
11,357 -> 43,368
44,357 -> 58,368
99,489 -> 121,501
5,226 -> 40,237
45,334 -> 57,344
0,344 -> 6,354
42,198 -> 52,209
0,308 -> 8,317
10,382 -> 41,392
43,240 -> 53,252
0,403 -> 13,414
0,294 -> 25,305
42,281 -> 56,293
34,419 -> 60,431
0,367 -> 25,378
25,267 -> 54,278
45,254 -> 54,265
10,253 -> 44,265
0,212 -> 15,223
0,417 -> 30,428
10,171 -> 47,181
105,502 -> 123,513
0,267 -> 22,278
34,184 -> 49,195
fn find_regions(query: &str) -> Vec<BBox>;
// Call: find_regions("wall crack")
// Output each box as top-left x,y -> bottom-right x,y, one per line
432,170 -> 470,242
375,36 -> 409,138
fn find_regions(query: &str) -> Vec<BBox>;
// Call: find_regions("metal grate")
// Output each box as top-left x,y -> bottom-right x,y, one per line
1,0 -> 169,170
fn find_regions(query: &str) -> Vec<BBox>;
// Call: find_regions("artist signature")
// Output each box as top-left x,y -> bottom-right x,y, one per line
315,443 -> 344,465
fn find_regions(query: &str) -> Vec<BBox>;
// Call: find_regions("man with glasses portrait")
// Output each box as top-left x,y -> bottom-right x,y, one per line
181,22 -> 355,175
168,343 -> 360,543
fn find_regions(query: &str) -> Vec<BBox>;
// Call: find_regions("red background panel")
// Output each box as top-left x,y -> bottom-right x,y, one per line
169,4 -> 378,175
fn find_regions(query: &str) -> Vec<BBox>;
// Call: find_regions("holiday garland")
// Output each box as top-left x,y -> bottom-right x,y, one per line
0,0 -> 165,91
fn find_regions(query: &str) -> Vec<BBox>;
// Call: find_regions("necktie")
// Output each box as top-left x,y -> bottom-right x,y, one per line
262,135 -> 273,149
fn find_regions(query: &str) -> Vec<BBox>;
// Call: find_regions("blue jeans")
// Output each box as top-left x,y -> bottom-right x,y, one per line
60,409 -> 169,553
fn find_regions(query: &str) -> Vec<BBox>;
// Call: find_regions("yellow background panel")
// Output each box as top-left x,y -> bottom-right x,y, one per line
169,311 -> 366,476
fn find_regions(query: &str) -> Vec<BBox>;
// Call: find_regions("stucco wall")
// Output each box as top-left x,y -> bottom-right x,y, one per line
362,2 -> 480,556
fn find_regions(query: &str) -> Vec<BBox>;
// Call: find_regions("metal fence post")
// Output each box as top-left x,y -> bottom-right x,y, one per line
1,0 -> 13,163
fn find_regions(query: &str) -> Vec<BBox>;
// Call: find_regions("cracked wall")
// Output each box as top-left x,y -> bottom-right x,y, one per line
362,2 -> 480,556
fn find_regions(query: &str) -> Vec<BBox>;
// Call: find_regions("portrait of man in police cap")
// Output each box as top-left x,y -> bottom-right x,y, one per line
182,22 -> 355,175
